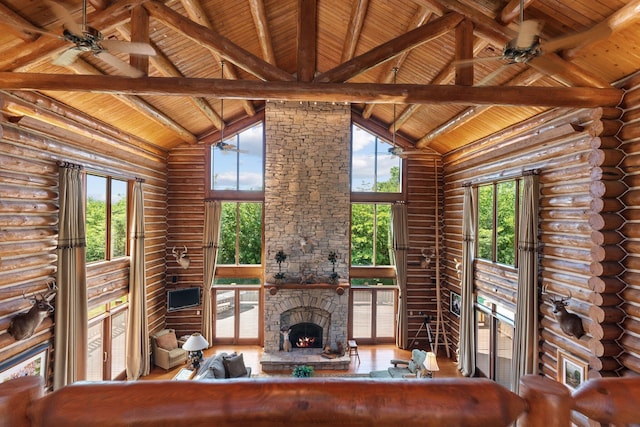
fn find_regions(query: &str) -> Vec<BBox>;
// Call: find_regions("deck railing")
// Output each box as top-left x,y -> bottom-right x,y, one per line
1,374 -> 639,426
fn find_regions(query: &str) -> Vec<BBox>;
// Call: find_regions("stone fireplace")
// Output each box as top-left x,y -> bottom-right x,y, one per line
262,102 -> 351,363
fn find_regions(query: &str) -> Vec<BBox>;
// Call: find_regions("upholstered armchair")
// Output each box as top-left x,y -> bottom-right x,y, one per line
151,329 -> 187,370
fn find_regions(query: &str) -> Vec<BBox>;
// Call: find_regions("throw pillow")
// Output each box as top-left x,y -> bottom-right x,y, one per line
156,331 -> 178,350
223,353 -> 247,378
208,353 -> 228,379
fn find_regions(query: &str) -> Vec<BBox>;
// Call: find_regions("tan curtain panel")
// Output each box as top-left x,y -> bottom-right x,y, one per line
126,180 -> 150,380
457,185 -> 476,377
53,163 -> 88,390
511,173 -> 540,393
202,200 -> 222,344
391,203 -> 409,349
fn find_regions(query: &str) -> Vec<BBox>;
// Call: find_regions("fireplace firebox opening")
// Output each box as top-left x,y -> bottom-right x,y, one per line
288,322 -> 323,349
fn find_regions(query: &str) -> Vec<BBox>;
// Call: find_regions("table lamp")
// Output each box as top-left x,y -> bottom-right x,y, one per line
423,351 -> 440,378
182,333 -> 209,370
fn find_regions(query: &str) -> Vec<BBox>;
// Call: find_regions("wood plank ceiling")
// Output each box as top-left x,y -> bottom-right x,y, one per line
0,0 -> 638,154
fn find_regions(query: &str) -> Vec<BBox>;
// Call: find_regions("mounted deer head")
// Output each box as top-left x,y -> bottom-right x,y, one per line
8,281 -> 57,341
420,248 -> 434,269
172,246 -> 190,269
542,285 -> 585,339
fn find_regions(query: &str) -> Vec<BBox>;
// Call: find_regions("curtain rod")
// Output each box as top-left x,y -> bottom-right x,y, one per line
462,168 -> 539,187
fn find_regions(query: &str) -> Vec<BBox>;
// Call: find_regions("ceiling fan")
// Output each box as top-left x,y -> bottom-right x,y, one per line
6,0 -> 155,77
387,67 -> 427,159
213,61 -> 247,155
455,0 -> 611,73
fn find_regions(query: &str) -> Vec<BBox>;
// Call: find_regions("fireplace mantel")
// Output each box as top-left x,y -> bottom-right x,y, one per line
265,282 -> 349,295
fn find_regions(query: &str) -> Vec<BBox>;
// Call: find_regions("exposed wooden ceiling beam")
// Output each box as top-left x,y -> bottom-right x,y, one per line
436,0 -> 610,88
0,1 -> 40,41
61,63 -> 197,144
129,5 -> 150,74
0,0 -> 148,72
248,0 -> 277,65
143,0 -> 294,82
179,0 -> 256,116
361,6 -> 431,119
455,19 -> 474,86
0,72 -> 623,108
499,0 -> 536,25
314,12 -> 464,84
341,0 -> 369,62
116,25 -> 223,129
297,0 -> 317,82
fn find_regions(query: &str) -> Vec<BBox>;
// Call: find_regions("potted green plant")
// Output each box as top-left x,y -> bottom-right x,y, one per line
292,365 -> 314,377
274,250 -> 287,284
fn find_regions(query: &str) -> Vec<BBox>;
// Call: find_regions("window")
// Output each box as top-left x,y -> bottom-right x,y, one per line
85,174 -> 128,263
218,202 -> 263,265
351,124 -> 401,193
351,203 -> 392,266
210,123 -> 264,191
476,180 -> 519,266
86,296 -> 128,381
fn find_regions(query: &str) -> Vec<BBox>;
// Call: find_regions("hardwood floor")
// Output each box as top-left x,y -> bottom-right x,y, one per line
143,344 -> 463,380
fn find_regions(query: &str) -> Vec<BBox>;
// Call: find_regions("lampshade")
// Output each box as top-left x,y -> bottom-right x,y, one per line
182,333 -> 209,351
424,351 -> 439,372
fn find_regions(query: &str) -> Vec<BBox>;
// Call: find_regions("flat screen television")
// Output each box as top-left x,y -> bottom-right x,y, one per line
167,287 -> 201,312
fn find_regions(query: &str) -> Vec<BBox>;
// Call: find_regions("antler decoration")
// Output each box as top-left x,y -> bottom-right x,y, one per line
420,248 -> 435,269
172,245 -> 190,269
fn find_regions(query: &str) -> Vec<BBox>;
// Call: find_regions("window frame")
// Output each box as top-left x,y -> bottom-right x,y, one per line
84,173 -> 131,264
474,178 -> 520,267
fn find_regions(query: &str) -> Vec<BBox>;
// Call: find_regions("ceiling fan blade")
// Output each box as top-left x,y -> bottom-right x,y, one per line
476,64 -> 512,86
527,54 -> 568,77
515,20 -> 543,49
542,23 -> 612,53
52,48 -> 83,67
101,39 -> 156,56
453,56 -> 506,67
95,51 -> 145,77
45,0 -> 83,35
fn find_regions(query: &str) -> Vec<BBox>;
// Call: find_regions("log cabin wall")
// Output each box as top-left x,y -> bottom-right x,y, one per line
0,92 -> 168,378
442,105 -> 630,382
405,156 -> 444,350
620,72 -> 640,375
165,144 -> 206,338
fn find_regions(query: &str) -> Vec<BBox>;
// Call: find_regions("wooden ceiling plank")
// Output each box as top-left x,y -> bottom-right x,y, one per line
64,60 -> 197,144
437,0 -> 610,89
0,0 -> 149,72
388,38 -> 488,131
179,0 -> 256,116
314,12 -> 464,84
341,0 -> 369,63
144,0 -> 294,82
362,5 -> 431,119
297,0 -> 317,82
130,5 -> 150,75
248,0 -> 277,65
564,0 -> 640,59
117,25 -> 223,129
0,1 -> 40,41
417,67 -> 542,148
0,72 -> 623,108
0,92 -> 167,160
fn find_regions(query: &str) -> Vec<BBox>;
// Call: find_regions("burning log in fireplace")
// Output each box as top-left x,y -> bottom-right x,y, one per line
297,337 -> 316,348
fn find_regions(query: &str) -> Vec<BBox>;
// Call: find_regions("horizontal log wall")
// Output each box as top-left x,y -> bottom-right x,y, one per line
165,144 -> 205,338
620,72 -> 640,376
405,156 -> 443,350
443,106 -> 627,392
0,92 -> 168,386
